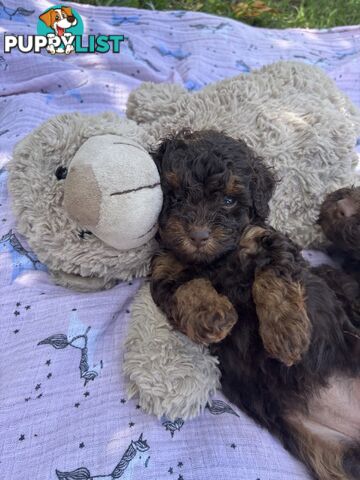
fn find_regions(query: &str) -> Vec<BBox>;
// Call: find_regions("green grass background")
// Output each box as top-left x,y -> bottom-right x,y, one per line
72,0 -> 360,29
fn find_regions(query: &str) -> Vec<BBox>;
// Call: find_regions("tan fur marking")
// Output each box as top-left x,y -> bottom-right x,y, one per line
225,175 -> 245,196
239,225 -> 267,256
286,414 -> 348,480
173,278 -> 238,344
151,252 -> 185,281
253,270 -> 312,366
164,171 -> 180,189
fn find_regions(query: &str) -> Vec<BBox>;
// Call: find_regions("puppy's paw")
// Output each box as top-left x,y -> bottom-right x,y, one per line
253,270 -> 312,366
173,278 -> 238,345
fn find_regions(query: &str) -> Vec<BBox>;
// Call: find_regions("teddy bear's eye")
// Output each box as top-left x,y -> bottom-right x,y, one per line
78,230 -> 93,239
55,166 -> 68,180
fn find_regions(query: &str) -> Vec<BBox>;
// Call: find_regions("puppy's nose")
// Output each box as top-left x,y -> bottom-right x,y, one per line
190,227 -> 210,247
68,15 -> 76,23
336,198 -> 356,217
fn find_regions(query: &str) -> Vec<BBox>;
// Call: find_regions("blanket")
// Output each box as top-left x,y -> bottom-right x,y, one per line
1,2 -> 359,478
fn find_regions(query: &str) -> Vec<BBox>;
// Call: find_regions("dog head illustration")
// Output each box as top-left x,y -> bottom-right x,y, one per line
39,6 -> 77,36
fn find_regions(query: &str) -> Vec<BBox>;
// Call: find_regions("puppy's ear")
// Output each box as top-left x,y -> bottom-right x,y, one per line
151,139 -> 167,173
250,159 -> 275,222
151,136 -> 178,174
39,9 -> 55,27
62,7 -> 73,17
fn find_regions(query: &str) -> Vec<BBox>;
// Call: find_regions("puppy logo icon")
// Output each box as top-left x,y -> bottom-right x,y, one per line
4,5 -> 125,55
38,5 -> 83,54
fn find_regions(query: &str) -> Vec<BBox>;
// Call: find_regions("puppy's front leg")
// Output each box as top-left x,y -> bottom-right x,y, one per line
239,226 -> 312,366
151,251 -> 238,345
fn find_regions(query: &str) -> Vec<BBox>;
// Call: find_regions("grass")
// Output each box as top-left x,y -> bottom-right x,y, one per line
72,0 -> 360,29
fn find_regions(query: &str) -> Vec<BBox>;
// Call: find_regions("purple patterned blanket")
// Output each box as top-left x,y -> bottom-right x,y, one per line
1,2 -> 359,478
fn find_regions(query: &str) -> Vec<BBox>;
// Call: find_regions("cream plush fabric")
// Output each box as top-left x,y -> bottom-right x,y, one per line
127,61 -> 360,247
8,112 -> 160,291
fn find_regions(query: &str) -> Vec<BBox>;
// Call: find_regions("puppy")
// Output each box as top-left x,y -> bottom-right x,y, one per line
150,130 -> 360,480
310,187 -> 360,330
39,6 -> 77,55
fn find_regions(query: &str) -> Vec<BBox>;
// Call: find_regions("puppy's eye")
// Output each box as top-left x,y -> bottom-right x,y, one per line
55,166 -> 68,180
223,196 -> 237,207
171,196 -> 182,205
55,15 -> 60,20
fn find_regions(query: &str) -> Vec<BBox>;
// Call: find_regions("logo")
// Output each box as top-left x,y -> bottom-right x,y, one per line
4,5 -> 125,55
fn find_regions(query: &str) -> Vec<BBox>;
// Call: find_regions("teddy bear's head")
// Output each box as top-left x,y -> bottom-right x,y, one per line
8,112 -> 162,290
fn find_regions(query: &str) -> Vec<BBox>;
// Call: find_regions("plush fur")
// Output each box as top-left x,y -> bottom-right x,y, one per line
8,112 -> 157,290
127,61 -> 360,248
150,130 -> 360,480
124,282 -> 221,419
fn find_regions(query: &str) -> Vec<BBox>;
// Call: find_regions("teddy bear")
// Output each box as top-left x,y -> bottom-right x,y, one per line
8,61 -> 360,421
8,111 -> 162,291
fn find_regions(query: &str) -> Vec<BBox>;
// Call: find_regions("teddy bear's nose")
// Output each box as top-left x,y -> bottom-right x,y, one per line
336,197 -> 356,217
189,227 -> 210,247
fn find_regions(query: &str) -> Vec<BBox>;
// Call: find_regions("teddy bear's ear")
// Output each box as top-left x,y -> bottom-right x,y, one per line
250,158 -> 276,222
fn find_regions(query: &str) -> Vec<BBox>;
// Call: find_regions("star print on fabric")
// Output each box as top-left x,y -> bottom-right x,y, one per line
37,393 -> 43,399
178,475 -> 184,480
19,434 -> 25,441
14,310 -> 20,316
16,302 -> 21,307
129,422 -> 135,428
230,443 -> 236,449
35,384 -> 41,391
47,373 -> 52,379
168,467 -> 173,474
25,397 -> 31,402
74,403 -> 80,408
84,391 -> 90,397
79,442 -> 85,448
120,398 -> 126,404
178,462 -> 183,468
45,359 -> 51,366
13,329 -> 19,334
136,404 -> 141,409
25,305 -> 31,310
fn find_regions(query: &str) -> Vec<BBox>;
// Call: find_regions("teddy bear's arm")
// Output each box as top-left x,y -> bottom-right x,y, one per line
150,250 -> 237,345
126,83 -> 188,125
239,226 -> 312,366
50,270 -> 117,292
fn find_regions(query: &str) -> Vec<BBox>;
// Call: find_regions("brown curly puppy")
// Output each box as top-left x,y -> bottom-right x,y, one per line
315,187 -> 360,328
150,130 -> 360,480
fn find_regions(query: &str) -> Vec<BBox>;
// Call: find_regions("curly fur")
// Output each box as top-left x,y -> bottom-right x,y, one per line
314,186 -> 360,328
150,130 -> 360,480
127,61 -> 360,248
